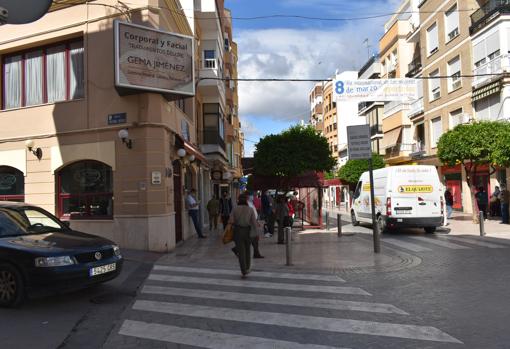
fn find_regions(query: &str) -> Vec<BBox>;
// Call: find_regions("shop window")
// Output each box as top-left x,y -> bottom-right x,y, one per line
2,39 -> 84,110
0,166 -> 24,202
57,161 -> 113,219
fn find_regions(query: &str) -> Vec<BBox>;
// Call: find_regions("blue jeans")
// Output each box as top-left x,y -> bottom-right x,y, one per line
189,210 -> 203,237
501,203 -> 509,224
446,205 -> 453,219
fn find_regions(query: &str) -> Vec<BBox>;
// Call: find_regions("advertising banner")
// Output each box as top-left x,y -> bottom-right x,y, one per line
115,21 -> 194,96
333,78 -> 418,102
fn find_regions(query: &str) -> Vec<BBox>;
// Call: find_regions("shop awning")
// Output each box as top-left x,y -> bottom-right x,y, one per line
383,127 -> 402,148
175,134 -> 207,163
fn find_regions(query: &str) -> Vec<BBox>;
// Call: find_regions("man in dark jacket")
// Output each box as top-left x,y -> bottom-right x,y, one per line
499,185 -> 510,224
444,188 -> 454,220
475,186 -> 488,219
219,191 -> 233,230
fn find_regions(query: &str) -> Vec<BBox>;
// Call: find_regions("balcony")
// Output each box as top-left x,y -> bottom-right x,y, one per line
384,101 -> 410,117
406,57 -> 422,77
370,124 -> 383,138
407,97 -> 424,119
384,143 -> 413,160
202,130 -> 226,150
410,141 -> 426,158
473,54 -> 510,87
471,0 -> 510,34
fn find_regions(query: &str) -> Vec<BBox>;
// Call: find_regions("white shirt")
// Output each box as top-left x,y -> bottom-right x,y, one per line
186,194 -> 199,211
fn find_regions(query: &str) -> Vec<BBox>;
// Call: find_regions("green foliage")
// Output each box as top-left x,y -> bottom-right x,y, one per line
253,125 -> 336,178
338,153 -> 385,184
437,121 -> 510,168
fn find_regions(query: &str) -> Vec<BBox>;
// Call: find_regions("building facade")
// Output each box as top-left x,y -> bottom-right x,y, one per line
0,0 -> 242,251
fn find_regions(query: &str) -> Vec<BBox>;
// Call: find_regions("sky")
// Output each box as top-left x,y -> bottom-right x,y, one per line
224,0 -> 402,156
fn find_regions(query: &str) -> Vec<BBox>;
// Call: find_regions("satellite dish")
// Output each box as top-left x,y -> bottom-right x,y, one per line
0,0 -> 53,25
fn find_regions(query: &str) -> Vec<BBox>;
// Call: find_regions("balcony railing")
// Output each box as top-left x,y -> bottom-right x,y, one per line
471,0 -> 510,34
411,141 -> 426,154
407,97 -> 424,118
370,124 -> 383,136
473,54 -> 510,86
406,57 -> 422,77
203,130 -> 226,150
384,101 -> 410,117
384,143 -> 413,158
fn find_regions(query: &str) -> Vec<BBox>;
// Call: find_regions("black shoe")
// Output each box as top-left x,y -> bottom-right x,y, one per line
231,247 -> 239,256
253,254 -> 264,259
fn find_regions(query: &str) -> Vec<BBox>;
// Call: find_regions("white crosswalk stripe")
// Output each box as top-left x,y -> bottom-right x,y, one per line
132,300 -> 462,343
152,265 -> 346,282
116,266 -> 463,347
119,320 -> 349,349
148,273 -> 371,295
382,238 -> 432,252
406,236 -> 471,249
142,285 -> 408,315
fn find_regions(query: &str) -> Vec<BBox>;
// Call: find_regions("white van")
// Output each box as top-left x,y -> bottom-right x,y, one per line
350,165 -> 444,234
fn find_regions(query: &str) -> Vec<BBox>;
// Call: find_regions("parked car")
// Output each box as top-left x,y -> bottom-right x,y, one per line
0,202 -> 123,307
351,165 -> 444,234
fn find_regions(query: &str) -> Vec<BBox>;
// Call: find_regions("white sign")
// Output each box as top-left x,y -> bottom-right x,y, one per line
347,125 -> 371,160
151,171 -> 162,185
114,21 -> 194,96
333,78 -> 418,102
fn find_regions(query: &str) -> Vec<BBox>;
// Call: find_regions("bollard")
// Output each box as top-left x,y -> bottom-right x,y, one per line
325,211 -> 329,230
479,211 -> 485,236
337,213 -> 342,237
285,227 -> 293,266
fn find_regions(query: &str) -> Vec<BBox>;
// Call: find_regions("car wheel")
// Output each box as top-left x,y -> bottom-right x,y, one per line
351,211 -> 359,226
0,264 -> 25,308
424,227 -> 436,234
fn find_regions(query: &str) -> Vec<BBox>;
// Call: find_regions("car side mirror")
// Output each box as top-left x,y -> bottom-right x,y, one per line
62,221 -> 71,229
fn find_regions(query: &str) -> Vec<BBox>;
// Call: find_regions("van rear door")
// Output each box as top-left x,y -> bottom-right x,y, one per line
389,167 -> 442,218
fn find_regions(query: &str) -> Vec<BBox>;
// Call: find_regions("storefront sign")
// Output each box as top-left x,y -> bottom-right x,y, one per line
108,112 -> 127,125
347,125 -> 371,160
114,21 -> 194,96
151,171 -> 162,185
334,78 -> 418,102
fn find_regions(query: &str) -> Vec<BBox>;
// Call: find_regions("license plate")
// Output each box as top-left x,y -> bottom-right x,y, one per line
89,263 -> 116,276
397,210 -> 412,214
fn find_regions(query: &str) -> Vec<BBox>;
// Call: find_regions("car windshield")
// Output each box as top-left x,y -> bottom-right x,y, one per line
0,207 -> 65,237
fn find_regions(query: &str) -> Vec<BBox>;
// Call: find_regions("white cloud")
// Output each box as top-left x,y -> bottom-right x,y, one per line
234,22 -> 384,122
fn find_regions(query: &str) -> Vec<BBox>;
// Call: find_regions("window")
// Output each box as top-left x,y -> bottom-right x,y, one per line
176,98 -> 185,112
431,117 -> 443,147
0,166 -> 24,202
445,4 -> 459,42
203,50 -> 216,68
447,56 -> 461,91
2,39 -> 84,109
450,108 -> 464,128
57,161 -> 113,219
427,22 -> 438,55
429,69 -> 440,100
475,94 -> 501,121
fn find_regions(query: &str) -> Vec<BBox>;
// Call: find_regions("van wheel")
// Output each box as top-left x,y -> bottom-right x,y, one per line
0,264 -> 25,308
424,227 -> 436,234
351,211 -> 359,226
377,216 -> 386,234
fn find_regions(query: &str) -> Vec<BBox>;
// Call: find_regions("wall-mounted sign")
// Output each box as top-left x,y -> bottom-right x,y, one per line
151,171 -> 162,185
347,125 -> 371,160
114,21 -> 195,96
334,78 -> 418,102
108,112 -> 127,125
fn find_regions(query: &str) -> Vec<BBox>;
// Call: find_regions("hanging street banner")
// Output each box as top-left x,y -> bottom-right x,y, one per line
333,78 -> 418,102
114,21 -> 194,96
347,125 -> 371,160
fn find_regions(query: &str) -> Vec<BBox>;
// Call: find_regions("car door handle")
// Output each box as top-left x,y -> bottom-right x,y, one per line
419,202 -> 426,206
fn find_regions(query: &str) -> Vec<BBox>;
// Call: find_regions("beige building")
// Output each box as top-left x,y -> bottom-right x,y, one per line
0,0 -> 242,251
322,81 -> 339,161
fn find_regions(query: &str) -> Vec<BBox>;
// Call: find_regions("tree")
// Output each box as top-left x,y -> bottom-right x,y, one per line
253,125 -> 335,188
337,153 -> 385,187
437,121 -> 510,222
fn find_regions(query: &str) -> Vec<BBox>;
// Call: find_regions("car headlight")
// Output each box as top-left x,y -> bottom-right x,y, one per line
35,256 -> 76,267
113,245 -> 121,257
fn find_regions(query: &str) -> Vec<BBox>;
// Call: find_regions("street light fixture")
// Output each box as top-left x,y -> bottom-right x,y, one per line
118,129 -> 132,149
25,139 -> 42,160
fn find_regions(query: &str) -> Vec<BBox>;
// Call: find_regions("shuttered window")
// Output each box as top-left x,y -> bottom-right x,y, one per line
427,22 -> 438,55
431,117 -> 443,147
445,5 -> 459,41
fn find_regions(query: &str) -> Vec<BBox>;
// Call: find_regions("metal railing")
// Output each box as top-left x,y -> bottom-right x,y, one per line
370,124 -> 383,136
202,130 -> 226,150
204,59 -> 216,69
407,57 -> 422,77
384,143 -> 413,158
407,97 -> 424,118
471,0 -> 510,33
384,101 -> 410,117
473,54 -> 510,86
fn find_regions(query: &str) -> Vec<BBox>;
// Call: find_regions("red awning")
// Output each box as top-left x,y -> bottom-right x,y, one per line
249,171 -> 326,190
175,134 -> 207,163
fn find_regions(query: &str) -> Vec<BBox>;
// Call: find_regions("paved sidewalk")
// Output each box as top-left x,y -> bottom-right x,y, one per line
156,225 -> 421,275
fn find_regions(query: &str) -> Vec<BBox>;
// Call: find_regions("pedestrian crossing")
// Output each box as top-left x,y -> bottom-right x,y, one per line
381,234 -> 510,253
115,265 -> 463,348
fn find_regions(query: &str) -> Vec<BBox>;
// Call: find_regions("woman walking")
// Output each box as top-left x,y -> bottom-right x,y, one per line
229,194 -> 259,278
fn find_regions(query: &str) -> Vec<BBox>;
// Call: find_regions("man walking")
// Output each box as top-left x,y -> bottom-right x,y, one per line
475,186 -> 488,219
206,195 -> 220,231
444,188 -> 454,221
219,191 -> 233,230
499,185 -> 509,224
261,190 -> 274,237
186,189 -> 206,238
